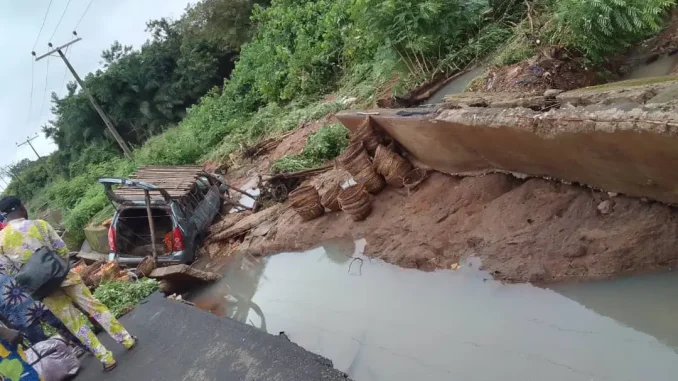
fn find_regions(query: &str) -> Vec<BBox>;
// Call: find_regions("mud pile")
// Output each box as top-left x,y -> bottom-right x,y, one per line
204,170 -> 678,283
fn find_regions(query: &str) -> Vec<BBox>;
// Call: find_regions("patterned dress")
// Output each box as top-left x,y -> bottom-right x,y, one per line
0,269 -> 84,350
0,219 -> 135,366
0,324 -> 41,381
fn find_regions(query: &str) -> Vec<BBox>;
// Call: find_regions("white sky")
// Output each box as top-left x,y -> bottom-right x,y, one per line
0,0 -> 194,187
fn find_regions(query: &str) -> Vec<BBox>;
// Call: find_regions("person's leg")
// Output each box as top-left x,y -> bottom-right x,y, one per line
39,309 -> 89,352
42,289 -> 115,365
61,282 -> 135,349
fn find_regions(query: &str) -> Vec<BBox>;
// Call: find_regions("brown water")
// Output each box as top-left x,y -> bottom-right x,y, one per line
426,67 -> 487,105
191,239 -> 678,381
623,54 -> 678,80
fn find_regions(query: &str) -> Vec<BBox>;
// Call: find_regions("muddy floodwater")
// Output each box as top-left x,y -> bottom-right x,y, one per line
624,54 -> 678,80
426,67 -> 487,105
190,239 -> 678,381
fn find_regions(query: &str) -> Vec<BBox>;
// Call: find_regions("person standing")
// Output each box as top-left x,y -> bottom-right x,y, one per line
0,196 -> 136,372
0,257 -> 88,356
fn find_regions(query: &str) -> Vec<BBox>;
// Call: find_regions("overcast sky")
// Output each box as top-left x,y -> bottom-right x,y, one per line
0,0 -> 193,186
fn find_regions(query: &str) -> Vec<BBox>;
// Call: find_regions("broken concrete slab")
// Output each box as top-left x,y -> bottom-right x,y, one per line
443,91 -> 546,109
557,76 -> 678,107
337,98 -> 678,205
149,264 -> 221,284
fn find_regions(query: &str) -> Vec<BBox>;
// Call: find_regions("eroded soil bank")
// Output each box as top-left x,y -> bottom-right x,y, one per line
206,165 -> 678,283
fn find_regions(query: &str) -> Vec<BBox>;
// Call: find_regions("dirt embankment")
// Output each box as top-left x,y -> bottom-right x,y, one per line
207,160 -> 678,283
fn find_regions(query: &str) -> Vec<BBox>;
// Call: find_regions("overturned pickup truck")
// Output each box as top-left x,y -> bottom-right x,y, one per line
99,166 -> 228,265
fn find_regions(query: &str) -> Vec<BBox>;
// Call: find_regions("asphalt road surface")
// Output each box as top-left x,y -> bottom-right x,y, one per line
76,293 -> 350,381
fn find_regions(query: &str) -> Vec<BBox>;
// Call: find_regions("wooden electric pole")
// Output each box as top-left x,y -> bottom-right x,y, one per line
34,37 -> 134,160
0,166 -> 24,186
16,134 -> 42,159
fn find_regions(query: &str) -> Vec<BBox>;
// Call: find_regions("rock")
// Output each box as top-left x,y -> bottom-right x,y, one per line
564,246 -> 588,258
597,200 -> 614,215
543,89 -> 564,98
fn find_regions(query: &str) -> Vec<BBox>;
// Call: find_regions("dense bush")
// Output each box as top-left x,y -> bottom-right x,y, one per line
271,123 -> 350,173
552,0 -> 675,62
227,0 -> 352,104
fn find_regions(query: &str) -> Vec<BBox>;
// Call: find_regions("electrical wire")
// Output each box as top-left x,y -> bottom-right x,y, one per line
59,47 -> 70,92
32,0 -> 55,51
27,60 -> 36,124
48,0 -> 73,43
39,58 -> 51,120
59,36 -> 75,91
73,0 -> 96,32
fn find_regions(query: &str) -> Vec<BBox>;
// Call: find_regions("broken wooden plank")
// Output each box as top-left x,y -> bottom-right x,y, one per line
208,205 -> 283,242
149,264 -> 221,284
76,252 -> 109,263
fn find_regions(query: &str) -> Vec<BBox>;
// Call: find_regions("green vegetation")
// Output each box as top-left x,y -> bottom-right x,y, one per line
93,279 -> 160,317
271,123 -> 350,173
552,0 -> 675,63
4,0 -> 677,248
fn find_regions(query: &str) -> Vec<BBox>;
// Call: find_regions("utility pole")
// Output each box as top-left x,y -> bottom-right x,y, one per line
0,166 -> 23,186
34,36 -> 134,160
16,134 -> 42,159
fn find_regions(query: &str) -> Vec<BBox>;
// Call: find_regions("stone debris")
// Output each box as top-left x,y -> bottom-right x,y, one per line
597,200 -> 614,215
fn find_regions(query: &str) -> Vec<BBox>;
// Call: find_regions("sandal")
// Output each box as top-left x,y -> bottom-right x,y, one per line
127,336 -> 138,351
103,361 -> 117,372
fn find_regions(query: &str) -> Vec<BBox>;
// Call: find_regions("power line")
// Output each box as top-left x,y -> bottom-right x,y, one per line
35,38 -> 135,160
39,57 -> 51,120
27,59 -> 35,124
74,0 -> 96,32
32,0 -> 55,52
59,45 -> 71,91
48,0 -> 73,43
59,34 -> 76,91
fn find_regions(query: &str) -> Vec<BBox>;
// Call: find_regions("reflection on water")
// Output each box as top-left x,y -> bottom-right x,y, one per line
550,271 -> 678,349
190,239 -> 678,381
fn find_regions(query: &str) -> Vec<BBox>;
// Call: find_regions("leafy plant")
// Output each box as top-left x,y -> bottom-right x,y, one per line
271,123 -> 349,173
93,279 -> 160,317
552,0 -> 676,62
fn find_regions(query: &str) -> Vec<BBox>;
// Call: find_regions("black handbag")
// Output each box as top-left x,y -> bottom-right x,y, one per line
13,247 -> 70,300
